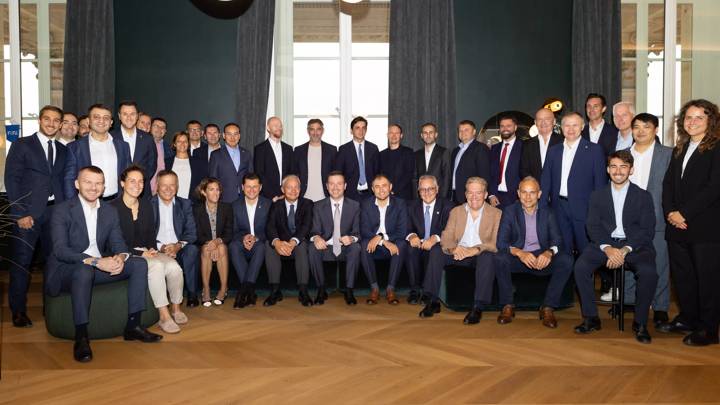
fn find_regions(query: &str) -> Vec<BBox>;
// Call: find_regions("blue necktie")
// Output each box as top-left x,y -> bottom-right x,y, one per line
358,144 -> 366,186
423,205 -> 432,240
288,204 -> 296,234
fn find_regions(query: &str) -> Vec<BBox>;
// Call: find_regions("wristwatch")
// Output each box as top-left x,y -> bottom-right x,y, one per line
90,257 -> 100,267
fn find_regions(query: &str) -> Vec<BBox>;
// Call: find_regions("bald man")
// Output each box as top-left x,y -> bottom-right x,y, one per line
254,117 -> 294,200
520,108 -> 563,181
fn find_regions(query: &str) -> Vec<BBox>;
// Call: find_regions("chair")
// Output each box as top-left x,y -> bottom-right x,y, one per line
594,264 -> 626,331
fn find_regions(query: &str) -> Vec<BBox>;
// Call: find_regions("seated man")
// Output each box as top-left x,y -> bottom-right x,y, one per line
405,175 -> 452,304
494,176 -> 573,328
151,170 -> 200,307
46,166 -> 161,363
309,171 -> 362,305
574,150 -> 657,343
264,175 -> 314,306
360,174 -> 408,305
420,177 -> 501,324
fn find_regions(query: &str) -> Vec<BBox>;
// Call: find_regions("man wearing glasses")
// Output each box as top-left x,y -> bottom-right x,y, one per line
186,120 -> 205,155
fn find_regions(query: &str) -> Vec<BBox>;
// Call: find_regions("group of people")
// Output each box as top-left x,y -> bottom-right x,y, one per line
4,95 -> 720,364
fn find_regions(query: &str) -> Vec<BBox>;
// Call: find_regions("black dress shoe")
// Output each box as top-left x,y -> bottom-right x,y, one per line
683,330 -> 720,346
656,318 -> 694,334
299,290 -> 314,307
653,310 -> 669,326
463,308 -> 482,325
574,317 -> 602,334
186,296 -> 200,308
123,326 -> 163,343
73,337 -> 93,363
12,312 -> 33,328
246,292 -> 258,307
263,290 -> 283,307
419,293 -> 431,306
407,290 -> 420,305
632,322 -> 652,344
233,291 -> 246,309
344,289 -> 357,305
315,287 -> 328,305
419,301 -> 441,318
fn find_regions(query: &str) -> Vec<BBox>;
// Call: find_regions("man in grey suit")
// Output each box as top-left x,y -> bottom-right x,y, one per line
415,122 -> 451,200
308,171 -> 362,305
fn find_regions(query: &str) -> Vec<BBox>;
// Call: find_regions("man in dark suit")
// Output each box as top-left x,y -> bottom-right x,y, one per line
229,173 -> 271,308
379,124 -> 415,200
450,120 -> 491,204
610,101 -> 635,154
334,116 -> 380,201
308,171 -> 362,305
186,120 -> 205,155
405,175 -> 452,304
46,166 -> 161,363
540,112 -> 607,254
264,175 -> 314,307
580,93 -> 617,156
149,117 -> 173,195
4,105 -> 68,327
360,174 -> 408,305
489,115 -> 523,209
189,123 -> 223,201
415,122 -> 451,199
110,101 -> 157,196
520,108 -> 563,181
293,118 -> 337,202
494,177 -> 573,328
209,122 -> 253,203
254,116 -> 293,201
152,170 -> 200,307
574,150 -> 657,343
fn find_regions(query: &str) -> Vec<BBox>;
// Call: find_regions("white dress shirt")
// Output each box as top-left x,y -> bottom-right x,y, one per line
588,121 -> 605,144
497,136 -> 516,193
424,143 -> 435,170
269,137 -> 283,186
89,134 -> 119,196
459,204 -> 484,248
630,142 -> 655,190
559,140 -> 579,198
538,133 -> 552,168
600,182 -> 633,252
682,140 -> 700,177
375,199 -> 390,241
316,197 -> 346,245
36,131 -> 57,200
80,197 -> 102,258
245,199 -> 257,236
156,198 -> 179,249
121,127 -> 137,161
353,139 -> 368,191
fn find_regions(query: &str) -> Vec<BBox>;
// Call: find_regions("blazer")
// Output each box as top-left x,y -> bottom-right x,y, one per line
293,141 -> 337,199
110,127 -> 157,192
625,142 -> 672,232
581,120 -> 617,156
540,137 -> 607,221
110,196 -> 156,255
496,201 -> 562,254
193,202 -> 234,245
489,138 -> 523,201
64,134 -> 132,199
520,132 -> 563,181
46,197 -> 128,295
150,196 -> 197,244
415,144 -> 451,200
335,140 -> 380,201
254,138 -> 293,200
662,142 -> 720,243
379,145 -> 416,200
4,133 -> 68,220
232,196 -> 271,242
449,140 -> 491,203
587,183 -> 655,251
266,197 -> 314,243
360,196 -> 408,243
406,198 -> 453,240
310,197 -> 361,241
165,155 -> 206,203
440,203 -> 502,254
208,145 -> 253,203
161,139 -> 174,161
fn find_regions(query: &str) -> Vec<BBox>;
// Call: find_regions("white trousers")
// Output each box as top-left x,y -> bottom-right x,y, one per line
145,254 -> 184,308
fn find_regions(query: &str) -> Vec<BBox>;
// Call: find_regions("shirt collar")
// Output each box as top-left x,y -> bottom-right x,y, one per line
79,195 -> 100,210
121,127 -> 136,138
631,141 -> 655,154
284,198 -> 298,211
612,182 -> 630,195
375,198 -> 390,207
423,199 -> 436,210
90,133 -> 113,144
159,197 -> 176,207
353,139 -> 365,148
464,203 -> 484,216
563,139 -> 579,150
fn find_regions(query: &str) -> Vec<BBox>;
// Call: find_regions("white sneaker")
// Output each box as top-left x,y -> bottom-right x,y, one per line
600,288 -> 619,302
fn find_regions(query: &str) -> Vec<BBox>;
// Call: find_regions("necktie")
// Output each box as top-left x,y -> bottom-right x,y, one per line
357,144 -> 366,186
498,142 -> 509,185
332,203 -> 341,256
47,140 -> 54,173
423,205 -> 431,241
288,204 -> 296,234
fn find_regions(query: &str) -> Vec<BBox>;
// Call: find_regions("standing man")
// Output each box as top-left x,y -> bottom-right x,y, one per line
186,120 -> 204,155
78,115 -> 90,137
208,123 -> 253,203
110,101 -> 157,196
190,123 -> 223,200
58,112 -> 79,145
520,108 -> 563,181
335,116 -> 380,201
293,118 -> 337,202
414,122 -> 451,199
581,93 -> 617,156
379,124 -> 415,201
149,117 -> 172,195
137,112 -> 152,133
254,116 -> 293,201
612,101 -> 636,153
450,120 -> 491,204
489,115 -> 523,209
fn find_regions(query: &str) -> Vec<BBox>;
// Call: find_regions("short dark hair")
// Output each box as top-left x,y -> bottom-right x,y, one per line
78,165 -> 104,178
87,103 -> 112,115
186,120 -> 202,128
421,122 -> 438,132
243,173 -> 262,185
156,169 -> 178,182
39,105 -> 63,118
498,114 -> 517,125
389,123 -> 403,134
78,114 -> 88,122
63,112 -> 78,121
585,93 -> 607,107
223,122 -> 240,133
350,116 -> 368,130
631,112 -> 659,128
195,177 -> 222,202
205,123 -> 220,132
307,118 -> 324,127
120,164 -> 145,182
151,117 -> 167,126
372,173 -> 391,185
118,100 -> 139,113
458,119 -> 476,129
327,170 -> 345,181
608,150 -> 634,167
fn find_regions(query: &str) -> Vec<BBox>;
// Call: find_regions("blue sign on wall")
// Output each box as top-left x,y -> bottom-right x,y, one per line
6,124 -> 21,142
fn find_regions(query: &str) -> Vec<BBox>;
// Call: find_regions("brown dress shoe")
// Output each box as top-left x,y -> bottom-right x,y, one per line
540,307 -> 558,328
386,289 -> 399,305
497,304 -> 515,324
366,288 -> 379,305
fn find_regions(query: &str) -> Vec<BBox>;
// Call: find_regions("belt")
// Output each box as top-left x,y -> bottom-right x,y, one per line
558,196 -> 568,201
611,237 -> 627,242
101,193 -> 118,201
46,200 -> 56,206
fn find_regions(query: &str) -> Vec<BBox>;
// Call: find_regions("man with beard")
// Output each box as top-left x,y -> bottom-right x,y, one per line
58,112 -> 79,145
293,118 -> 337,202
414,122 -> 451,199
489,115 -> 523,209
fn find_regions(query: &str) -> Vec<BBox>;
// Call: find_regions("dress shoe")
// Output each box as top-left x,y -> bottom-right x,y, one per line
632,322 -> 652,344
539,307 -> 558,329
497,304 -> 515,324
245,292 -> 258,307
233,291 -> 247,309
683,330 -> 720,346
123,326 -> 163,343
158,318 -> 181,334
73,337 -> 93,363
419,301 -> 441,318
656,318 -> 694,334
366,288 -> 379,305
574,317 -> 602,334
186,296 -> 200,308
344,289 -> 357,305
653,310 -> 669,327
263,290 -> 283,307
299,290 -> 314,307
386,289 -> 399,305
12,312 -> 33,328
420,293 -> 431,306
407,290 -> 420,305
464,308 -> 482,324
315,287 -> 328,305
172,311 -> 188,325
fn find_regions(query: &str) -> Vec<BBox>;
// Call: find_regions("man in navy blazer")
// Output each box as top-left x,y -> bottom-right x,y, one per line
152,170 -> 200,307
489,115 -> 523,209
360,174 -> 408,305
209,122 -> 253,203
4,105 -> 68,327
574,151 -> 657,343
254,117 -> 293,200
109,101 -> 157,196
379,124 -> 416,200
229,173 -> 271,308
520,108 -> 563,182
540,112 -> 607,254
450,120 -> 491,204
495,177 -> 573,328
415,122 -> 451,200
293,118 -> 337,201
581,93 -> 617,156
335,116 -> 380,201
46,166 -> 160,363
149,117 -> 173,195
190,124 -> 223,200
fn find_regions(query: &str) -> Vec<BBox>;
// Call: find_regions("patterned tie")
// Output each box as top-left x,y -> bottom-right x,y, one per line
358,144 -> 366,186
332,203 -> 341,256
498,142 -> 510,185
288,204 -> 296,234
423,205 -> 431,241
47,140 -> 54,173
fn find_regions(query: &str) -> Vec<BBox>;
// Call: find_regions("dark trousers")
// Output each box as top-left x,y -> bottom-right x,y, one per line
424,245 -> 495,307
360,239 -> 408,289
228,240 -> 265,283
55,257 -> 148,326
668,241 -> 720,335
554,198 -> 588,254
308,241 -> 361,288
494,250 -> 573,309
177,244 -> 199,296
574,244 -> 657,325
407,247 -> 432,290
265,241 -> 310,285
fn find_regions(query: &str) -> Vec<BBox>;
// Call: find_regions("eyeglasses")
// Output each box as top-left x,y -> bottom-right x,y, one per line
91,115 -> 112,122
418,187 -> 437,193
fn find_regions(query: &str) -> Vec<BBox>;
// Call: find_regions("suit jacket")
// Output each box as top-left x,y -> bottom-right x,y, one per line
110,128 -> 157,192
64,134 -> 132,199
335,140 -> 380,201
415,144 -> 451,199
4,133 -> 68,220
379,145 -> 416,200
520,132 -> 563,181
110,196 -> 156,255
406,198 -> 453,241
293,141 -> 337,199
254,138 -> 293,199
440,203 -> 502,254
189,143 -> 218,198
449,140 -> 491,203
165,155 -> 207,203
232,196 -> 271,242
151,196 -> 197,244
266,197 -> 314,243
46,196 -> 128,295
208,145 -> 253,203
193,202 -> 233,245
310,197 -> 361,242
626,142 -> 672,232
496,201 -> 562,254
540,138 -> 607,221
587,183 -> 655,251
489,138 -> 523,203
662,142 -> 720,243
581,120 -> 617,156
360,196 -> 408,243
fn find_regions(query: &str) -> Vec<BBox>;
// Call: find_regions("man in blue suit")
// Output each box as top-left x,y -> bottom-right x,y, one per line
4,105 -> 68,327
64,104 -> 131,200
495,177 -> 573,328
209,122 -> 253,203
335,116 -> 380,201
152,170 -> 200,307
149,117 -> 173,195
190,123 -> 223,202
581,93 -> 617,156
46,166 -> 161,363
450,120 -> 491,204
541,112 -> 607,254
229,173 -> 271,308
574,151 -> 657,343
110,101 -> 157,196
489,115 -> 523,210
